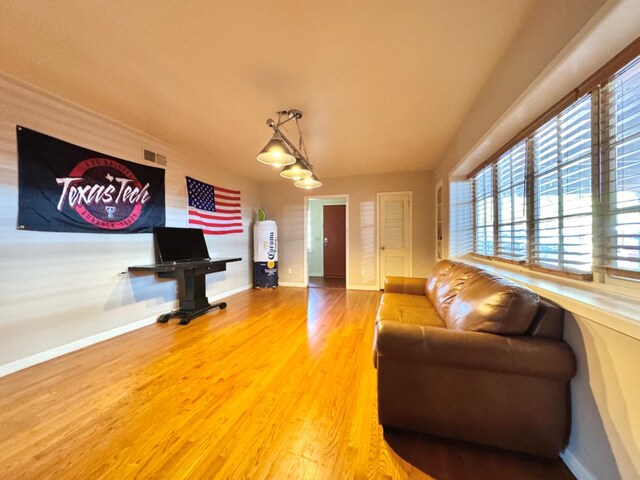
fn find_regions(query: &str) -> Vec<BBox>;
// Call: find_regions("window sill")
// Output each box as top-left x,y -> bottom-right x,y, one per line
454,254 -> 640,341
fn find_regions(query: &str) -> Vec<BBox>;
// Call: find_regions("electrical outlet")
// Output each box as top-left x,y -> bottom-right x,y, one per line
287,268 -> 292,274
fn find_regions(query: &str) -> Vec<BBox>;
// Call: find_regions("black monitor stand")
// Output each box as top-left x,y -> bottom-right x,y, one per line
129,258 -> 241,325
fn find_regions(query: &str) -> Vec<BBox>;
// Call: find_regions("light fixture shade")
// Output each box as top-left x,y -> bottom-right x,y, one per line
294,173 -> 322,189
280,158 -> 313,180
256,132 -> 296,167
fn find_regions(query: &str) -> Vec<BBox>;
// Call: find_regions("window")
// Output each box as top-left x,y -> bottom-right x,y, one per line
465,45 -> 640,282
601,57 -> 640,277
473,165 -> 494,257
531,95 -> 593,274
496,141 -> 527,262
450,180 -> 474,258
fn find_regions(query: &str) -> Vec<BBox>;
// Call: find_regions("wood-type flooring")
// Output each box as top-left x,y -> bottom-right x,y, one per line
0,287 -> 574,479
308,276 -> 346,289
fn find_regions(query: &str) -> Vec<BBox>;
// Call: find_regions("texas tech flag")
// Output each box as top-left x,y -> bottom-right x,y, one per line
17,126 -> 165,233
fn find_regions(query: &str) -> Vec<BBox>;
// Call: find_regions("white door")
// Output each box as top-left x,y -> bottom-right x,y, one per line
378,192 -> 412,289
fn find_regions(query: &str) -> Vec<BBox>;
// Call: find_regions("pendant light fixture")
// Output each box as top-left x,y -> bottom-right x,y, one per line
256,131 -> 296,167
256,109 -> 322,189
280,157 -> 313,180
294,173 -> 322,189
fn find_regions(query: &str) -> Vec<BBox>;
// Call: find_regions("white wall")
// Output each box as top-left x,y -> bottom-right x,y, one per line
564,313 -> 640,480
307,197 -> 346,277
0,75 -> 259,373
259,171 -> 433,289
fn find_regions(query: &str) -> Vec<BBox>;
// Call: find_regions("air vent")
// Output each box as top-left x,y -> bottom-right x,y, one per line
142,147 -> 168,166
143,149 -> 155,162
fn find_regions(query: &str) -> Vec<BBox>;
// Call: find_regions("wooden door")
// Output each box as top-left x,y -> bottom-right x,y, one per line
323,205 -> 346,277
378,193 -> 412,288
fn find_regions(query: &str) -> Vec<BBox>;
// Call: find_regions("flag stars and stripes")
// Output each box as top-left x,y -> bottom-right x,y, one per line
186,176 -> 243,235
187,177 -> 216,212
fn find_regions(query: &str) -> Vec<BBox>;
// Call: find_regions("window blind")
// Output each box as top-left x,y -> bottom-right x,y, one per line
600,56 -> 640,277
450,180 -> 474,258
473,165 -> 494,256
531,94 -> 593,275
464,41 -> 640,281
496,141 -> 527,261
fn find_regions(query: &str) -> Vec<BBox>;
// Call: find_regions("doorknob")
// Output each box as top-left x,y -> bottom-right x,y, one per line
381,246 -> 385,250
324,237 -> 328,246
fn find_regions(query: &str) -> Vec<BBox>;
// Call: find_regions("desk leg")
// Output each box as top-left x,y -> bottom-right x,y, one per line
157,267 -> 228,325
179,269 -> 210,311
156,301 -> 227,325
178,301 -> 227,325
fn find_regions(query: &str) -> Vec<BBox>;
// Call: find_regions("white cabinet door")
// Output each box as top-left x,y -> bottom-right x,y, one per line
378,192 -> 412,289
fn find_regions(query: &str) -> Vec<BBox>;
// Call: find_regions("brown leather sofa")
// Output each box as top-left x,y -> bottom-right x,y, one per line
373,259 -> 576,457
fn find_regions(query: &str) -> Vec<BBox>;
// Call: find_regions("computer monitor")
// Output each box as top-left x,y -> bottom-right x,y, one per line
153,227 -> 210,263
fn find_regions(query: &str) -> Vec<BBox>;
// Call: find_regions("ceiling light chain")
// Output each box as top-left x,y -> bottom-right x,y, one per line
295,117 -> 306,159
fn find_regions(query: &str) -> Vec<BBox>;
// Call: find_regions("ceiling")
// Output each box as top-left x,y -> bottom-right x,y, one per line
0,0 -> 535,182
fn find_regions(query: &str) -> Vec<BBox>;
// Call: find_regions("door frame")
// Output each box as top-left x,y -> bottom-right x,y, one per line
303,194 -> 349,288
376,191 -> 413,289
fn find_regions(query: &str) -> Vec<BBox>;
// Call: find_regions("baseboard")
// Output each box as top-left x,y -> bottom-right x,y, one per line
0,283 -> 252,378
0,316 -> 158,378
278,282 -> 378,290
561,449 -> 597,480
347,284 -> 379,291
208,284 -> 253,302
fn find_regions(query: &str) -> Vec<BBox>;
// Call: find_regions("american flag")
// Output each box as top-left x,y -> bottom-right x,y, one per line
186,176 -> 243,235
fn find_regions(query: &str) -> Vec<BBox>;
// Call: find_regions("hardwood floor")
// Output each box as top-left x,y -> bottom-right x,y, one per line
0,288 -> 574,479
308,276 -> 346,289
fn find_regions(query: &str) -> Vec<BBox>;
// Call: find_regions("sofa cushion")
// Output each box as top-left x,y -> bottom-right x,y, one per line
381,292 -> 433,308
385,276 -> 429,296
526,299 -> 564,340
432,263 -> 480,321
376,302 -> 445,328
445,271 -> 540,334
426,259 -> 458,301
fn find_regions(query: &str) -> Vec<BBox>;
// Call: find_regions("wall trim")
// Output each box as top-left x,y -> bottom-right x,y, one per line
278,282 -> 308,288
561,449 -> 597,480
0,316 -> 157,378
0,283 -> 252,378
207,284 -> 253,300
280,282 -> 378,290
348,284 -> 379,291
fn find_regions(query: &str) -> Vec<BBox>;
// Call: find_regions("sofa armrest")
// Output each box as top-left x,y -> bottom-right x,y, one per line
384,276 -> 428,295
374,321 -> 576,380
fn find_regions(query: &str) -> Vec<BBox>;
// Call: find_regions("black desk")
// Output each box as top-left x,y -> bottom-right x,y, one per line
129,257 -> 242,325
